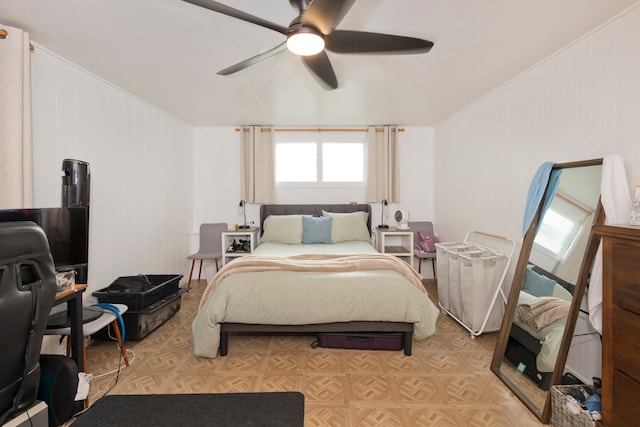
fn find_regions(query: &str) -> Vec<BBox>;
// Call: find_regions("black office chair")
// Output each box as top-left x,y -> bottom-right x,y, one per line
0,222 -> 57,424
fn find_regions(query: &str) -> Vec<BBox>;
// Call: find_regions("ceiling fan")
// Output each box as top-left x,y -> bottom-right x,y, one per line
182,0 -> 434,90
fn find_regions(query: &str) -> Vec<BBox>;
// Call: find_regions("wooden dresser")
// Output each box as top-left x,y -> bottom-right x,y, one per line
593,224 -> 640,427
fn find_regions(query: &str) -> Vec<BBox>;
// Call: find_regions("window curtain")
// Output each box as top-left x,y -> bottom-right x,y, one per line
0,25 -> 33,209
240,126 -> 275,204
365,126 -> 399,203
553,210 -> 593,284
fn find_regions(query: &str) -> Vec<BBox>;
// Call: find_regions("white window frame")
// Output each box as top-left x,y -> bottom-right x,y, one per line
275,131 -> 367,189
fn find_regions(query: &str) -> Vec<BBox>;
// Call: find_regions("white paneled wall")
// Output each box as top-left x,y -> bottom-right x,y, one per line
434,4 -> 640,382
191,126 -> 437,274
30,46 -> 194,296
192,126 -> 435,225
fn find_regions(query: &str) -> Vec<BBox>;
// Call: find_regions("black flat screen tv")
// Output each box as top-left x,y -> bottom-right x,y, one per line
0,207 -> 89,271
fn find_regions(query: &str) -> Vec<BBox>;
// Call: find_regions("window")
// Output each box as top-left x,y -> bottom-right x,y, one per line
322,143 -> 364,182
535,209 -> 577,254
275,132 -> 365,185
276,143 -> 317,182
535,194 -> 588,258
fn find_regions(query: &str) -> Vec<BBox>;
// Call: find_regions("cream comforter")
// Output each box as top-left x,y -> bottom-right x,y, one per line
192,253 -> 440,358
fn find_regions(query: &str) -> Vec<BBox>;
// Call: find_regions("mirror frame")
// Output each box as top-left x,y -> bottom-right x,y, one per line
490,158 -> 605,423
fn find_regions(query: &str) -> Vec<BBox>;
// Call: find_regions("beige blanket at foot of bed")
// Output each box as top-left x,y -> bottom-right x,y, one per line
516,296 -> 570,331
198,253 -> 427,309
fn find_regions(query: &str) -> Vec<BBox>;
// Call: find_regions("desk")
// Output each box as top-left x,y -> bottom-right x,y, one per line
53,284 -> 87,372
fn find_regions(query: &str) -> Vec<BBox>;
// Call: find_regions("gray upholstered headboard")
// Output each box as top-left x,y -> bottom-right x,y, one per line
259,204 -> 372,234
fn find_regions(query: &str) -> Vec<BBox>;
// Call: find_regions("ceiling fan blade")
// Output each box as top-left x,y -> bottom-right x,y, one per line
217,42 -> 288,75
326,30 -> 433,54
302,50 -> 338,90
301,0 -> 356,35
182,0 -> 288,35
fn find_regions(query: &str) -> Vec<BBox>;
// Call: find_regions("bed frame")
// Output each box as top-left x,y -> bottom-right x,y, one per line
218,203 -> 415,356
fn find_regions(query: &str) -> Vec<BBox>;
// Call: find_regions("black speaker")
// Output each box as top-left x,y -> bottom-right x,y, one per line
37,355 -> 83,426
61,159 -> 90,208
60,159 -> 91,284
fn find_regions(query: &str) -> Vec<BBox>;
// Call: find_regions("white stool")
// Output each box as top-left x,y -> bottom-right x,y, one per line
45,303 -> 130,370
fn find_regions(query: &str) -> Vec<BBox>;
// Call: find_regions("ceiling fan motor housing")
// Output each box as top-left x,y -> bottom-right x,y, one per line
290,0 -> 312,13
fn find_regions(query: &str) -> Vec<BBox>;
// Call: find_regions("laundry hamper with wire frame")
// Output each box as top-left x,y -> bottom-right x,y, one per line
435,242 -> 478,313
435,231 -> 515,338
459,248 -> 508,334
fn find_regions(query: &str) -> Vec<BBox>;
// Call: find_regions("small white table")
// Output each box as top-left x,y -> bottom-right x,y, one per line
375,227 -> 414,264
221,226 -> 260,266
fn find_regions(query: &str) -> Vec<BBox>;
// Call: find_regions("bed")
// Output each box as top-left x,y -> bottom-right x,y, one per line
504,265 -> 573,390
192,203 -> 440,358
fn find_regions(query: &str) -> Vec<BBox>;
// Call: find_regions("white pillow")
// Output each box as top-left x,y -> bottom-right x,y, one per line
322,210 -> 370,243
261,215 -> 303,244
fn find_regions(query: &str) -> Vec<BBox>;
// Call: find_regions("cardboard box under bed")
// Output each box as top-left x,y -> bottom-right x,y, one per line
93,274 -> 186,340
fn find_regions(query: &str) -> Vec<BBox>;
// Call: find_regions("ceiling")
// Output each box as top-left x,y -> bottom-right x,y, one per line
1,0 -> 637,127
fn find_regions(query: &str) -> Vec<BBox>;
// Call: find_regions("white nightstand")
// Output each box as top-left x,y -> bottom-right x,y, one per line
221,226 -> 260,266
375,227 -> 414,264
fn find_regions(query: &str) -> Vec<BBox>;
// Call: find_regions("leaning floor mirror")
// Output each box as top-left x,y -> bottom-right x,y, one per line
490,159 -> 604,423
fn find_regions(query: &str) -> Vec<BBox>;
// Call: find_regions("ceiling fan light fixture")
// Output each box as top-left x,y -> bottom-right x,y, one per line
287,28 -> 325,56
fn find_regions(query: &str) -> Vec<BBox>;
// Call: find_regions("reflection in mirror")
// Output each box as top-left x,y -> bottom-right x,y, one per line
491,159 -> 603,423
529,164 -> 602,285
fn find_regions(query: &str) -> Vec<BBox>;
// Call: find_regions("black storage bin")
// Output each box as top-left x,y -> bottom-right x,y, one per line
504,334 -> 552,391
124,289 -> 188,340
93,274 -> 182,311
312,332 -> 404,351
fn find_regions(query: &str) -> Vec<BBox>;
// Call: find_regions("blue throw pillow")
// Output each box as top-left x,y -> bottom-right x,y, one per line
522,268 -> 557,297
302,216 -> 333,244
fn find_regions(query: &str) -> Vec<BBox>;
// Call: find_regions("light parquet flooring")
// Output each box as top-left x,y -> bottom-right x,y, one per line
80,280 -> 544,426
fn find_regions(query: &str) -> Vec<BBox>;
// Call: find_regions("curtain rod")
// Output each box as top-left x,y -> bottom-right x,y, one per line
0,28 -> 35,51
235,127 -> 405,133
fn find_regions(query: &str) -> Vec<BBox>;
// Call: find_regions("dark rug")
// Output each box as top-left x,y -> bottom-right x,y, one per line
71,392 -> 305,427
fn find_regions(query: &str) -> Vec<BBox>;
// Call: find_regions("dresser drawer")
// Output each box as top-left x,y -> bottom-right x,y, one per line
595,225 -> 640,427
612,307 -> 640,382
610,241 -> 640,316
610,369 -> 640,427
